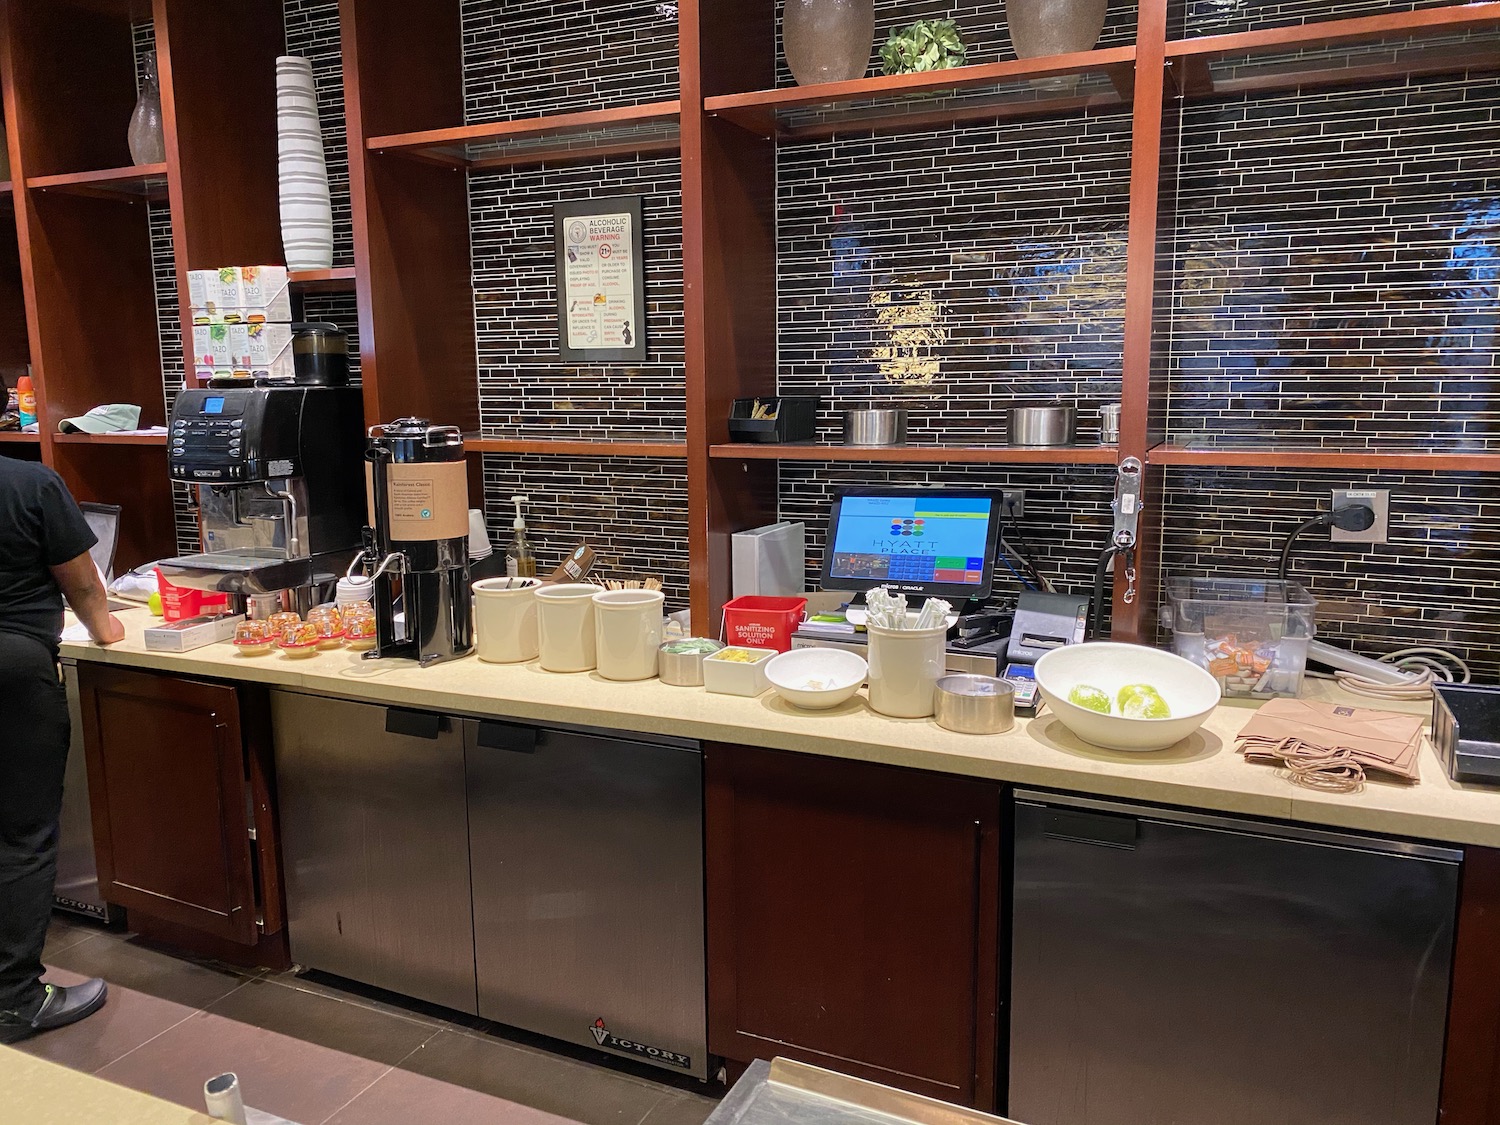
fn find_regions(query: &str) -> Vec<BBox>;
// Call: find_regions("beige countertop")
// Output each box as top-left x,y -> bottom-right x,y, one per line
63,608 -> 1500,848
0,1045 -> 216,1125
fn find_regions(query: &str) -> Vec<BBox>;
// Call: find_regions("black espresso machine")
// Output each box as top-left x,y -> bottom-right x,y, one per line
356,418 -> 474,666
161,385 -> 366,609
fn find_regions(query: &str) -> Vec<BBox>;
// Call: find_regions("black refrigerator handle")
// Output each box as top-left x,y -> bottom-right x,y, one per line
476,721 -> 539,753
1041,806 -> 1139,850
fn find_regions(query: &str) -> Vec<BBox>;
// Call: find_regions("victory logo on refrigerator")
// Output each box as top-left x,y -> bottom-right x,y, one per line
589,1018 -> 691,1070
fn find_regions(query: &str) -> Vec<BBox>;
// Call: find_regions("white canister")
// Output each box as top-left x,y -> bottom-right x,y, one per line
866,621 -> 949,718
535,583 -> 600,672
473,577 -> 542,664
593,589 -> 666,681
335,576 -> 374,611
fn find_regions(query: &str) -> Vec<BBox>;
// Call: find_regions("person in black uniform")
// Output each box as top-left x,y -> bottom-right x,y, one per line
0,457 -> 124,1044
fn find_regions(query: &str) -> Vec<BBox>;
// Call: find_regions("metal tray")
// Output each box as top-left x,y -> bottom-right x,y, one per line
706,1059 -> 1022,1125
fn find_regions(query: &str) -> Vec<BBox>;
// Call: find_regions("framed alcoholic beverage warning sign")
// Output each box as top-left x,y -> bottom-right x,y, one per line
554,195 -> 647,363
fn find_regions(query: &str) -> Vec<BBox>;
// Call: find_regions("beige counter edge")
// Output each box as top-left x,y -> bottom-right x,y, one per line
62,611 -> 1500,848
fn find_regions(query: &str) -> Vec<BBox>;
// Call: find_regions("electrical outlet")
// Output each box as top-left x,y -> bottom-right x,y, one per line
1002,490 -> 1025,519
1331,489 -> 1390,544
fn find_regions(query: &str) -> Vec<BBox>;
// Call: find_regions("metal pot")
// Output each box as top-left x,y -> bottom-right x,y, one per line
1008,404 -> 1077,447
843,409 -> 908,446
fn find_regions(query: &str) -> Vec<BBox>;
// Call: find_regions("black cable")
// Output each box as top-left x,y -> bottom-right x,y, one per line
1089,544 -> 1122,641
1277,504 -> 1377,584
1004,499 -> 1050,592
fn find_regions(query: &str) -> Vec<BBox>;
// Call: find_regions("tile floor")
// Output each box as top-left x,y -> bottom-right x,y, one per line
25,913 -> 722,1125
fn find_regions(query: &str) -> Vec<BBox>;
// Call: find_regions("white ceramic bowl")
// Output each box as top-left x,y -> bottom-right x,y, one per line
765,647 -> 868,710
1034,642 -> 1220,752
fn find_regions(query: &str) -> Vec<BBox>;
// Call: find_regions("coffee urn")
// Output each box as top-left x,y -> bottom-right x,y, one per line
362,419 -> 474,666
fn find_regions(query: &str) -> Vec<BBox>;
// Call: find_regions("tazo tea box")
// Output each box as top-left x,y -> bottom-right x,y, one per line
193,322 -> 233,368
228,322 -> 292,368
214,267 -> 245,318
188,269 -> 219,317
239,266 -> 288,308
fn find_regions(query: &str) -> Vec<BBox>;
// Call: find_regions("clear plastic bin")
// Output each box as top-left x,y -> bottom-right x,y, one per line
1164,578 -> 1317,699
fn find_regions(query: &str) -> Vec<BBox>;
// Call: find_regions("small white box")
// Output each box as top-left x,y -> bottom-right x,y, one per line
228,322 -> 292,367
702,646 -> 777,697
144,613 -> 245,653
732,522 -> 806,598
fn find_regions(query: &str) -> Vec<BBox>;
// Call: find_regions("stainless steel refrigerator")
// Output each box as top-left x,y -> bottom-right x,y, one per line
53,661 -> 114,920
1009,791 -> 1460,1125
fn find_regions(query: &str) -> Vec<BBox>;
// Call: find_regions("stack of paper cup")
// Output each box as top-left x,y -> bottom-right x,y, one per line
276,56 -> 333,270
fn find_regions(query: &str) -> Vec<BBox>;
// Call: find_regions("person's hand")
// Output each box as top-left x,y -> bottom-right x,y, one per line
98,614 -> 126,646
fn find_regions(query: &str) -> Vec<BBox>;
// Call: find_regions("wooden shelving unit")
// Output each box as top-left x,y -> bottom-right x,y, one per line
709,443 -> 1119,464
367,100 -> 682,169
288,266 -> 357,292
1149,444 -> 1500,473
52,431 -> 169,446
0,429 -> 38,443
27,162 -> 169,199
705,46 -> 1136,138
466,438 -> 689,459
2,0 -> 1491,633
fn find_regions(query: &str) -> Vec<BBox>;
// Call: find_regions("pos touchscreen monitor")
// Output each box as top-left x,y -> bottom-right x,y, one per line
820,488 -> 1003,601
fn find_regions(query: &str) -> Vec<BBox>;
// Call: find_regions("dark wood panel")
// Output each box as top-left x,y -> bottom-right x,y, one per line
51,444 -> 177,571
709,443 -> 1119,464
341,0 -> 461,141
343,0 -> 476,434
706,743 -> 1002,1109
23,190 -> 163,427
1441,846 -> 1500,1125
79,665 -> 259,945
5,0 -> 138,178
158,0 -> 284,275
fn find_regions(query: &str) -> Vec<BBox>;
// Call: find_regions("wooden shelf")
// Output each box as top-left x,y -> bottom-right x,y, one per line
709,443 -> 1119,464
1150,444 -> 1500,472
52,431 -> 168,446
27,163 -> 170,201
288,267 -> 357,293
0,430 -> 39,443
466,438 -> 689,459
705,47 -> 1136,140
367,102 -> 682,171
1167,4 -> 1500,99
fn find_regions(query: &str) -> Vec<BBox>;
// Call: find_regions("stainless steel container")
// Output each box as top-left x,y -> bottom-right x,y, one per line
843,409 -> 909,446
1099,402 -> 1122,444
934,674 -> 1015,735
1008,404 -> 1077,447
659,639 -> 725,686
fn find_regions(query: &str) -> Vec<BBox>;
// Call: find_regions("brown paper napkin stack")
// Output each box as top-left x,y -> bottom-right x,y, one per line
1236,698 -> 1424,785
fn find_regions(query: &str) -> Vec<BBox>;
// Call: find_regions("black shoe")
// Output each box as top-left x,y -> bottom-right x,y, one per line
0,979 -> 109,1044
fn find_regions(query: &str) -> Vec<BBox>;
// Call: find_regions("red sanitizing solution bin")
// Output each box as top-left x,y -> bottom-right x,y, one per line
721,595 -> 808,653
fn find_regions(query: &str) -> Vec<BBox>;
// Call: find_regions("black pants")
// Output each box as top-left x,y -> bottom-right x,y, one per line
0,632 -> 69,1014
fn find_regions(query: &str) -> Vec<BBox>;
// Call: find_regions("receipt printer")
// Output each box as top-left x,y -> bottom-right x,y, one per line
1006,591 -> 1089,665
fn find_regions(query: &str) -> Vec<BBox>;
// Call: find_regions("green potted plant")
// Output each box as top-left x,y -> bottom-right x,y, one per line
879,19 -> 967,74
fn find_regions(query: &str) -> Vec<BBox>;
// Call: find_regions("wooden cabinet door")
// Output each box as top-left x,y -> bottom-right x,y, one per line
1441,846 -> 1500,1125
706,743 -> 1002,1110
78,665 -> 259,944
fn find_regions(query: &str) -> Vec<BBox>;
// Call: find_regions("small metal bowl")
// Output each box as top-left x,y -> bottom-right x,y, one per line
934,675 -> 1015,735
658,639 -> 725,687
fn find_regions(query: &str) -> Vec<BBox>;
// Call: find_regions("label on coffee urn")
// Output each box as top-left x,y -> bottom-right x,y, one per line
381,461 -> 469,542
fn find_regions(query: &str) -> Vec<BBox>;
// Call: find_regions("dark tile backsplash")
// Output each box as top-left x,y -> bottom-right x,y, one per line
1169,74 -> 1500,447
1159,467 -> 1500,681
1182,0 -> 1460,38
779,462 -> 1119,614
469,154 -> 685,441
462,0 -> 679,123
481,454 -> 690,610
777,111 -> 1131,445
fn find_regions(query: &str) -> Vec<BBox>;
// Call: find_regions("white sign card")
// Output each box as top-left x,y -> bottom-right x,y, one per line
554,195 -> 647,363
